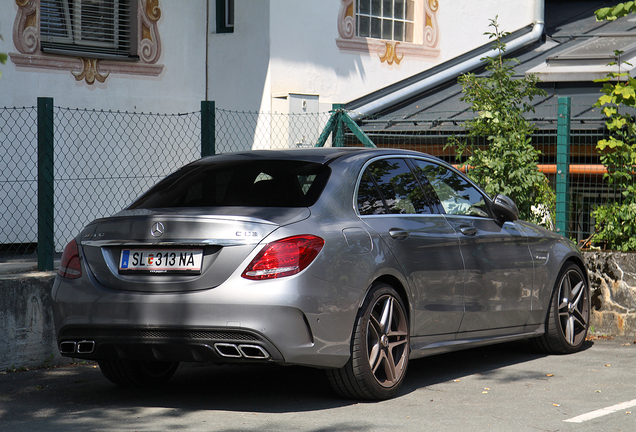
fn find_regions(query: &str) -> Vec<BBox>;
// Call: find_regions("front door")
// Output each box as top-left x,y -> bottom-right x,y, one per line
411,159 -> 534,332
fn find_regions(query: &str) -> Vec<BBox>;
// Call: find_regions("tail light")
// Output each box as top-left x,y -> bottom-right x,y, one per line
242,235 -> 324,280
58,239 -> 82,279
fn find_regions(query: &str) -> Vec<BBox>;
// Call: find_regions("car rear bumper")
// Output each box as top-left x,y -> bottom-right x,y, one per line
51,274 -> 358,369
56,325 -> 284,364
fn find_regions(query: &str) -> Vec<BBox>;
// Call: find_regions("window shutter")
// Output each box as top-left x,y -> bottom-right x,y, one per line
40,0 -> 137,60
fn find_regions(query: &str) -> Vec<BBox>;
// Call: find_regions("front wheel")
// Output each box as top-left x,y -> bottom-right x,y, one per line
98,359 -> 179,386
534,263 -> 590,354
327,282 -> 410,400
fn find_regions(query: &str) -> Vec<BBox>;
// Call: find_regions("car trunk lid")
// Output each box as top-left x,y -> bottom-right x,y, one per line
79,207 -> 310,292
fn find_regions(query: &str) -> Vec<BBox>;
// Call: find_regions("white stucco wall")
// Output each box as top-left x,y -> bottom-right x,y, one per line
1,0 -> 209,249
206,0 -> 271,112
1,0 -> 207,113
206,0 -> 539,114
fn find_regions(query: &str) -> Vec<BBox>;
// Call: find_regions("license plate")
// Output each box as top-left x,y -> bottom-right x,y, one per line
119,249 -> 203,274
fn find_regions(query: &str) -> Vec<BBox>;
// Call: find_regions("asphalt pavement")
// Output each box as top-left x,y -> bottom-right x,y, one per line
1,336 -> 635,432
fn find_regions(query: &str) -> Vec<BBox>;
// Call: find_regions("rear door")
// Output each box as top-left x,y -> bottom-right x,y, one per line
356,157 -> 465,337
411,160 -> 533,332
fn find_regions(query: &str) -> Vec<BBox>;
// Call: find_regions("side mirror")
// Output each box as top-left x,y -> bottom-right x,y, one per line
492,194 -> 519,223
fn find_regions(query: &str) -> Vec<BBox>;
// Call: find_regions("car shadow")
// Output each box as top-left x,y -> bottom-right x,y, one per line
60,339 -> 595,413
0,340 -> 597,432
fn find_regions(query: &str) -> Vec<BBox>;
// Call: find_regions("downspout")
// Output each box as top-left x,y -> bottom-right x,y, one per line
205,0 -> 210,101
350,1 -> 545,120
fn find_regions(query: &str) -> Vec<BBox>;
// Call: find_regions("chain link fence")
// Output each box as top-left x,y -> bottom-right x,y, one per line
54,108 -> 202,251
216,109 -> 331,150
353,102 -> 633,245
1,103 -> 332,256
1,100 -> 633,260
1,107 -> 38,254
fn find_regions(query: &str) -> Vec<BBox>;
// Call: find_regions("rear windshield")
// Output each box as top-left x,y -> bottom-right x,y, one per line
128,160 -> 331,209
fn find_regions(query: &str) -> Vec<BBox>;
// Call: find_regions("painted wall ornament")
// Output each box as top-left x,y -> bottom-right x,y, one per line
379,41 -> 404,65
336,0 -> 440,63
72,58 -> 110,85
10,0 -> 164,85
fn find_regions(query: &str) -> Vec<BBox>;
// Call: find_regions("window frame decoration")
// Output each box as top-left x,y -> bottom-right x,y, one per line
336,0 -> 440,64
11,0 -> 163,85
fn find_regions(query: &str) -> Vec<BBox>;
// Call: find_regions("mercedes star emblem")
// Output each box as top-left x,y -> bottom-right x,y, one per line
150,222 -> 165,238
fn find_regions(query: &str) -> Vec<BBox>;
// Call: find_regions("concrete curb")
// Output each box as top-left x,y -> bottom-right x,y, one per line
0,271 -> 72,371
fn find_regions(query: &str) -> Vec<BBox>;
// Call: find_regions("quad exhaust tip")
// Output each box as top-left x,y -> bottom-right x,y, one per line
60,340 -> 95,355
214,343 -> 270,359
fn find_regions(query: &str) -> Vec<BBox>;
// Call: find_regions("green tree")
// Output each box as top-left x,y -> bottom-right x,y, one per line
590,3 -> 636,251
447,17 -> 554,227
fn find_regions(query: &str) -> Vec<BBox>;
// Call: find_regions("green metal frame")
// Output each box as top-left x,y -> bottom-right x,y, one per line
315,104 -> 376,148
201,100 -> 216,157
556,97 -> 571,237
38,97 -> 55,271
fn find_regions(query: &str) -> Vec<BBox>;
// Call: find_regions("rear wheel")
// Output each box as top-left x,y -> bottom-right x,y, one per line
534,263 -> 590,354
327,282 -> 409,400
98,359 -> 179,386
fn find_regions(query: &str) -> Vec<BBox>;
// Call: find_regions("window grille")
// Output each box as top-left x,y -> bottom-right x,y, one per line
356,0 -> 414,42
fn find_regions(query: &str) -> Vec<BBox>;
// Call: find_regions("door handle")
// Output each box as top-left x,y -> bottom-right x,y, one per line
389,229 -> 409,240
459,225 -> 478,236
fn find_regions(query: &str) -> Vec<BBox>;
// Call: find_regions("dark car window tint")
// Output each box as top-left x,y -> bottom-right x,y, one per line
129,160 -> 330,208
357,169 -> 387,215
360,158 -> 432,215
411,160 -> 491,218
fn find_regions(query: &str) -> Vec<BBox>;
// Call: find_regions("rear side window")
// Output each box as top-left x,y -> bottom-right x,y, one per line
357,158 -> 433,215
129,160 -> 330,209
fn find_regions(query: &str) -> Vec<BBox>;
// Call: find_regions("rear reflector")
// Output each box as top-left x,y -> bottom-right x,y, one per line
58,239 -> 82,279
242,235 -> 324,280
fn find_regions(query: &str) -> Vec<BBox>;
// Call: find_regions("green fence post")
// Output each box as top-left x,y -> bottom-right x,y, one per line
332,103 -> 345,147
37,97 -> 55,271
201,100 -> 215,157
556,97 -> 571,237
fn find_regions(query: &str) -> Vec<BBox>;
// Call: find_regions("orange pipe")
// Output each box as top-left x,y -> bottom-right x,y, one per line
454,164 -> 608,175
537,164 -> 608,175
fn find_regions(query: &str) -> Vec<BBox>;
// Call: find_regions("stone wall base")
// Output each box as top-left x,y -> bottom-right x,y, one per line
584,251 -> 636,337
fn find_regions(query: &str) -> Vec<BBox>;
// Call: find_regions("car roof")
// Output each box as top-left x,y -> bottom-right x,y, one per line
195,147 -> 437,166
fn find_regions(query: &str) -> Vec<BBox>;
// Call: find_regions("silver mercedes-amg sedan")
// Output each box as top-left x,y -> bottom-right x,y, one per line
52,147 -> 590,400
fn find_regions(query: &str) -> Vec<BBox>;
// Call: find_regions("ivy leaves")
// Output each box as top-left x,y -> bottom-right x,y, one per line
590,27 -> 636,250
595,2 -> 636,21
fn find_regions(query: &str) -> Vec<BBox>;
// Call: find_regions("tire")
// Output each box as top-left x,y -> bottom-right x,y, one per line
327,282 -> 410,400
533,263 -> 590,354
98,359 -> 179,386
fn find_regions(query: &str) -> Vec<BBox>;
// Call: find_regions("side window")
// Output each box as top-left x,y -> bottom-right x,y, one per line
357,170 -> 387,215
412,160 -> 492,218
357,158 -> 433,215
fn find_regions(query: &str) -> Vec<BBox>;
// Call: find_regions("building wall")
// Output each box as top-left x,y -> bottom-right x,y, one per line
207,0 -> 539,114
1,0 -> 207,113
1,0 -> 539,113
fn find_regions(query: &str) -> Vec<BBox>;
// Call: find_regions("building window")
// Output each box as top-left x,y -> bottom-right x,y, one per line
336,0 -> 440,62
40,0 -> 137,60
356,0 -> 414,42
216,0 -> 234,34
